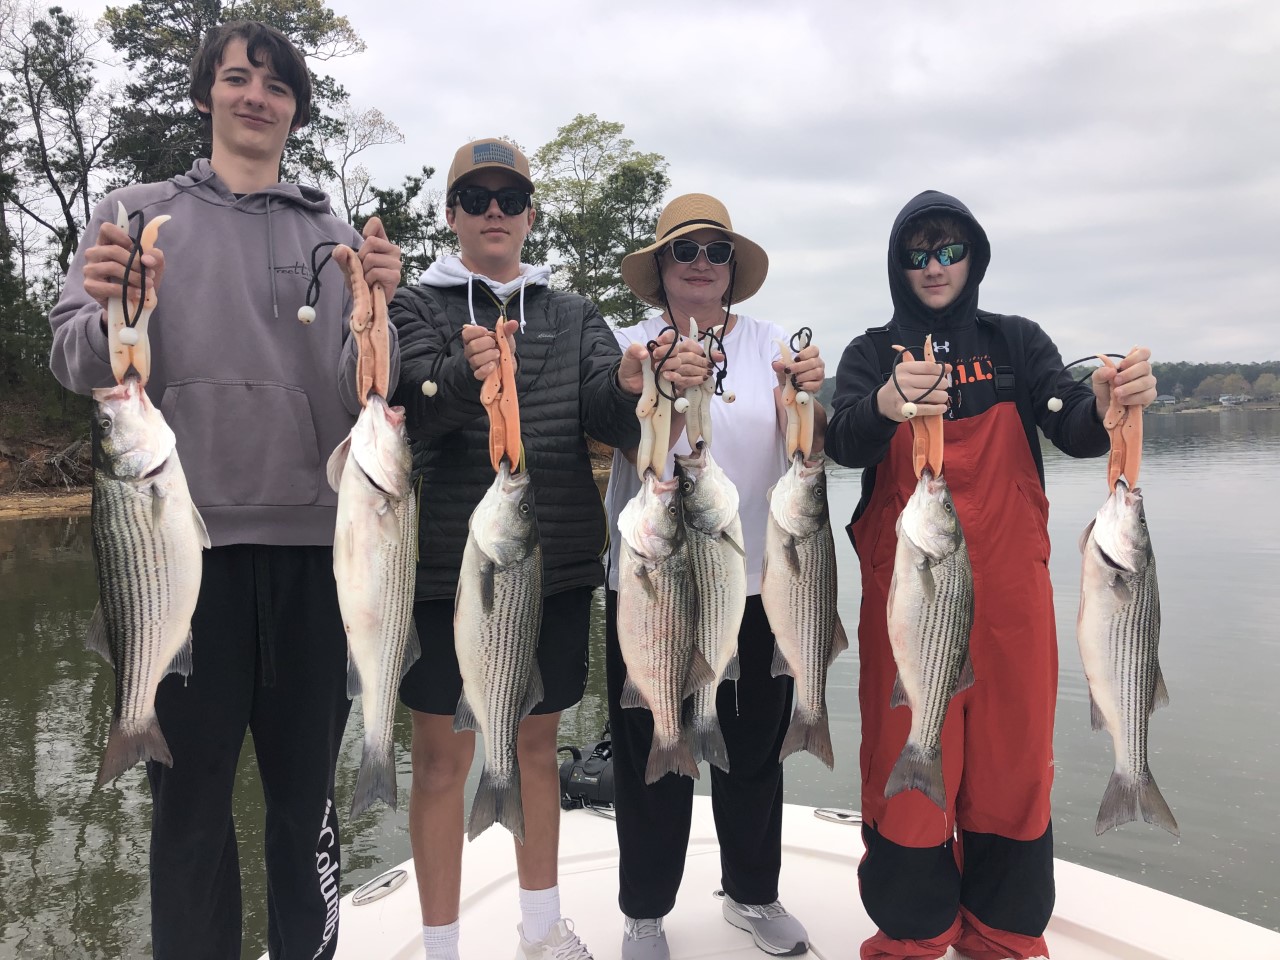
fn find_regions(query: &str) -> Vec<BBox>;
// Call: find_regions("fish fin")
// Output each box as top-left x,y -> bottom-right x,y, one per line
165,631 -> 194,679
721,652 -> 741,683
884,741 -> 944,808
770,643 -> 793,679
684,649 -> 716,696
645,732 -> 700,784
1079,519 -> 1096,555
620,676 -> 647,710
1106,570 -> 1133,605
783,536 -> 802,576
828,616 -> 850,664
149,481 -> 168,525
480,560 -> 496,615
918,559 -> 937,605
468,766 -> 525,843
720,530 -> 746,558
691,715 -> 730,773
1095,768 -> 1177,837
326,435 -> 352,493
521,665 -> 546,719
889,674 -> 908,709
1089,693 -> 1106,731
349,734 -> 396,818
780,706 -> 836,769
97,717 -> 173,785
85,603 -> 112,665
376,497 -> 403,544
396,619 -> 422,680
192,505 -> 211,549
453,693 -> 479,733
1150,665 -> 1170,713
634,563 -> 657,601
954,656 -> 975,694
1139,769 -> 1179,837
346,655 -> 361,699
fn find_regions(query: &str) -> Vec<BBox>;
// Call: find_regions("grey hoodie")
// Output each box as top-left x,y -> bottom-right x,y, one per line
49,158 -> 400,547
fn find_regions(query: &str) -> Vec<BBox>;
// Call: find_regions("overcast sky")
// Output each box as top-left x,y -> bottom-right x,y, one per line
64,0 -> 1278,364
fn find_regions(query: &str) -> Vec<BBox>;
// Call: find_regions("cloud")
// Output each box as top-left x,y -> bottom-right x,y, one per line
61,0 -> 1280,362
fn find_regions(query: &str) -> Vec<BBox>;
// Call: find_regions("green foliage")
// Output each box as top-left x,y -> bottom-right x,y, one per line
532,114 -> 668,325
354,166 -> 456,282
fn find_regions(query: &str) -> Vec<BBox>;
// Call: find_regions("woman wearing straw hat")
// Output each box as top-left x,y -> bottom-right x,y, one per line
601,193 -> 827,958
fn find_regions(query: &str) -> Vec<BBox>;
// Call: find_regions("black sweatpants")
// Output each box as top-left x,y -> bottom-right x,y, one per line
605,590 -> 794,919
147,545 -> 351,960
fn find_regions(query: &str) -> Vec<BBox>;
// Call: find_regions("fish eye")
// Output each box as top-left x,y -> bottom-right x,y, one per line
519,502 -> 530,516
98,418 -> 111,431
943,500 -> 953,513
681,478 -> 694,494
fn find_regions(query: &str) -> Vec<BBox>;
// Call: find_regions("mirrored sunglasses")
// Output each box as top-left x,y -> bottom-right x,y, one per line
668,238 -> 735,265
455,186 -> 531,217
900,242 -> 969,270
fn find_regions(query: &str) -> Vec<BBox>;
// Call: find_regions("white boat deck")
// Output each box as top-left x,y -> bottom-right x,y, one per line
306,800 -> 1280,960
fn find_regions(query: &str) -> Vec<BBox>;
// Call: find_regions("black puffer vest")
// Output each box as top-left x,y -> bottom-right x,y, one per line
389,281 -> 641,602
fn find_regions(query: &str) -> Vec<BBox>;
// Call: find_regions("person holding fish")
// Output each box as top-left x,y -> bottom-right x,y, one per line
601,194 -> 826,959
825,191 -> 1157,960
387,138 -> 703,960
47,20 -> 402,960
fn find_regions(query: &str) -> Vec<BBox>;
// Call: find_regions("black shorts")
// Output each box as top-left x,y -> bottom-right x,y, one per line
399,586 -> 592,716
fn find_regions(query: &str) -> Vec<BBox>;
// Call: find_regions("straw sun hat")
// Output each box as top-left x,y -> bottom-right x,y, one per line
621,193 -> 769,308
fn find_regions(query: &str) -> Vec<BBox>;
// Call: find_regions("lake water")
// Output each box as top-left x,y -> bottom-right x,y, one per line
2,408 -> 1278,958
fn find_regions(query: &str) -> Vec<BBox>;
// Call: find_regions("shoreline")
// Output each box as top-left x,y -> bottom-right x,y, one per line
0,486 -> 91,520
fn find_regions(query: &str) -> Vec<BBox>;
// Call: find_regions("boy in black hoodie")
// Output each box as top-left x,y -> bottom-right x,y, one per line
825,191 -> 1156,960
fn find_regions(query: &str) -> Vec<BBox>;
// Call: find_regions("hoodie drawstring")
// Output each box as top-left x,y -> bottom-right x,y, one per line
266,194 -> 278,319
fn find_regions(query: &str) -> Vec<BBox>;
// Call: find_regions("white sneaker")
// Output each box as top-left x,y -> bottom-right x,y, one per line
515,918 -> 594,960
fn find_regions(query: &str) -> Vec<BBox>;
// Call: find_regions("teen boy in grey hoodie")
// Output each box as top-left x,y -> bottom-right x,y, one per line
47,21 -> 401,960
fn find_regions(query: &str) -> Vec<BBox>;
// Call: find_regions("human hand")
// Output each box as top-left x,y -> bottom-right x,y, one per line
876,357 -> 951,422
774,343 -> 825,395
359,217 -> 402,293
617,329 -> 712,396
462,320 -> 518,382
1092,347 -> 1157,417
83,221 -> 165,312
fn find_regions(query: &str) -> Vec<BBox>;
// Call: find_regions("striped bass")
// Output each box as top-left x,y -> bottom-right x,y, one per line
87,377 -> 208,785
328,394 -> 420,818
884,467 -> 974,808
1077,479 -> 1178,837
675,443 -> 745,773
761,453 -> 847,770
453,461 -> 543,841
617,470 -> 713,783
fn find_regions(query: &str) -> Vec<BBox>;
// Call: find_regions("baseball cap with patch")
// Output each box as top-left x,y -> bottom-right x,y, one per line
446,137 -> 534,194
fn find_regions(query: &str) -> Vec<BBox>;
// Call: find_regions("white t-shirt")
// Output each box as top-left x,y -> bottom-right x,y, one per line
604,313 -> 788,595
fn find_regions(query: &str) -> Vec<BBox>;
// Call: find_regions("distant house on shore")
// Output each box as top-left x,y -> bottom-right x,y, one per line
1219,395 -> 1248,406
1156,394 -> 1177,405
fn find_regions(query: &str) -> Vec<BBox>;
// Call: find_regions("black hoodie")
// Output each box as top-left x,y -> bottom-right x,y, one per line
826,191 -> 1107,509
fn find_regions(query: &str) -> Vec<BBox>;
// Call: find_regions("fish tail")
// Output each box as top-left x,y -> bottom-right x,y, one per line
468,767 -> 525,843
691,714 -> 731,773
645,733 -> 700,784
97,717 -> 173,785
779,706 -> 835,770
349,735 -> 397,818
1139,770 -> 1180,837
1095,768 -> 1179,837
884,741 -> 944,808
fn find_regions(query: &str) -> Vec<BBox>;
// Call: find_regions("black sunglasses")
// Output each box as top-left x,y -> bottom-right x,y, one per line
900,242 -> 969,270
454,186 -> 531,217
668,238 -> 734,265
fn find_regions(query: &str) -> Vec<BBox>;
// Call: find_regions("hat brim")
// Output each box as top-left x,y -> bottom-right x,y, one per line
621,224 -> 768,309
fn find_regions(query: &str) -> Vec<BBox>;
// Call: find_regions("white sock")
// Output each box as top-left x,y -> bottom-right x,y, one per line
422,920 -> 460,960
519,884 -> 561,944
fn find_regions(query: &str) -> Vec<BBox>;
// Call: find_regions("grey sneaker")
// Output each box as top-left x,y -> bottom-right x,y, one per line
622,916 -> 669,960
720,894 -> 809,956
